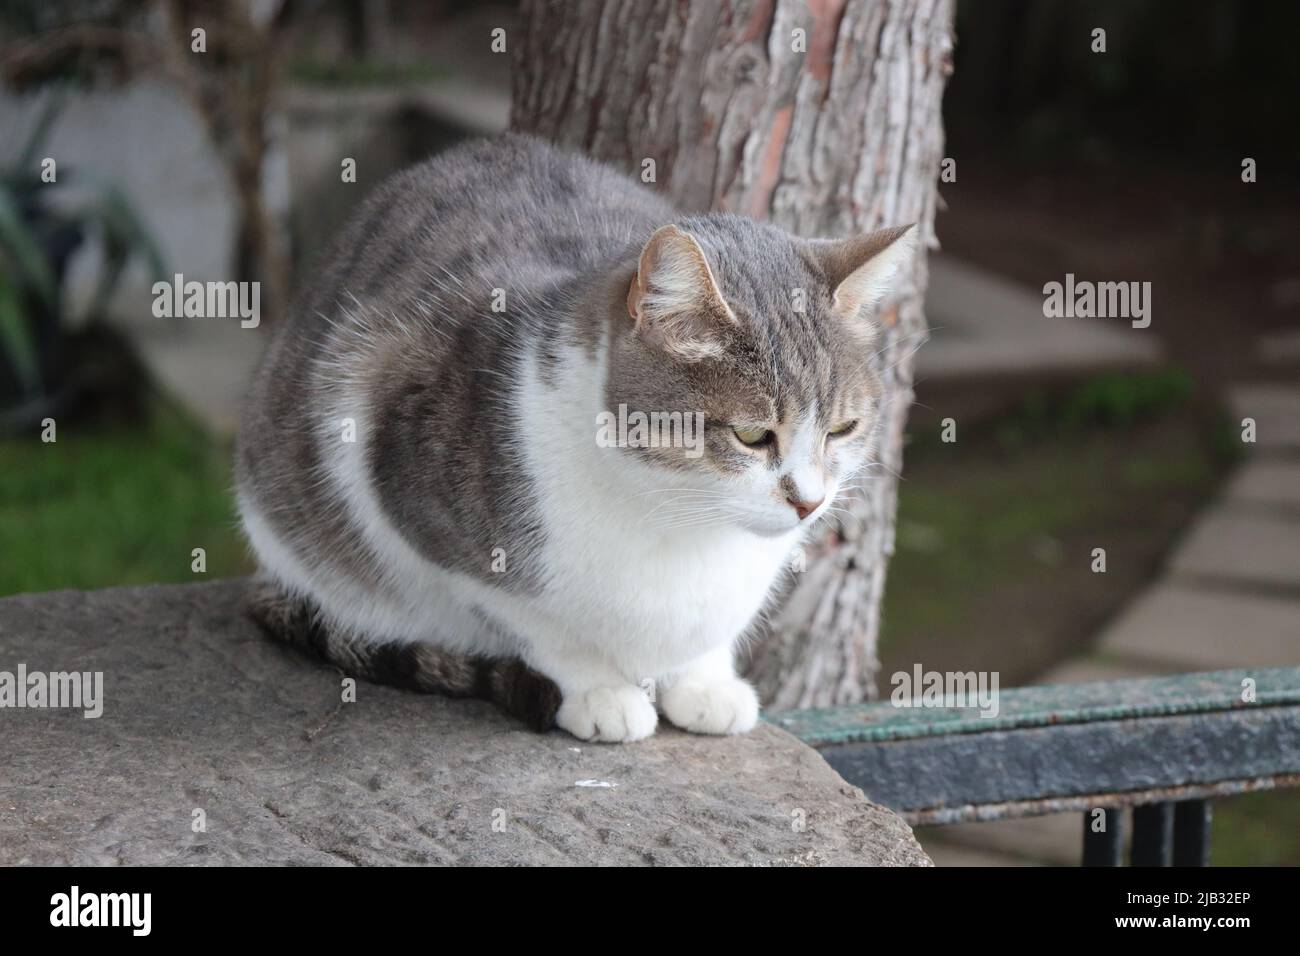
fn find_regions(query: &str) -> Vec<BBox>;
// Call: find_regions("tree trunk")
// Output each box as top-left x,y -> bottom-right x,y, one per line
511,0 -> 955,710
158,0 -> 295,319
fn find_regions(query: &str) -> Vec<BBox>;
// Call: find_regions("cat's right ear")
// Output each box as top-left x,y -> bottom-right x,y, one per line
627,225 -> 737,361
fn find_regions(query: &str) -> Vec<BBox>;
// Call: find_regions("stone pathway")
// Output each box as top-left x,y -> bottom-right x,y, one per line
920,256 -> 1162,381
918,380 -> 1300,866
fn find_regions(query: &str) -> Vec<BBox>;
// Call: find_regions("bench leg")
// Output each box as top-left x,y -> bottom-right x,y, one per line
1132,802 -> 1175,865
1082,808 -> 1125,866
1172,799 -> 1212,866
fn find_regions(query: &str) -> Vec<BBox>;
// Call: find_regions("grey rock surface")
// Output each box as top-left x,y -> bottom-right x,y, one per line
0,579 -> 928,866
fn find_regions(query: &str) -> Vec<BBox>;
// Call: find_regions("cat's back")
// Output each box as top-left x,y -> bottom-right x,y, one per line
244,134 -> 672,442
302,133 -> 672,323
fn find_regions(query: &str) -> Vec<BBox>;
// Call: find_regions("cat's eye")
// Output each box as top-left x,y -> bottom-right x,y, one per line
828,419 -> 859,439
732,425 -> 775,448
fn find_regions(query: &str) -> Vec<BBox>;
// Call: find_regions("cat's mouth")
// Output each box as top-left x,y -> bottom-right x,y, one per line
738,492 -> 834,537
738,512 -> 807,538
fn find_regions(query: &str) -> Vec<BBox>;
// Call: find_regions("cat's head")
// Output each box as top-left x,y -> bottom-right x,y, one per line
605,214 -> 917,537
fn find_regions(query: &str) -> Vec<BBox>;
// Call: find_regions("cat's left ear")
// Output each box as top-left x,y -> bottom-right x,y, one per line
810,224 -> 917,319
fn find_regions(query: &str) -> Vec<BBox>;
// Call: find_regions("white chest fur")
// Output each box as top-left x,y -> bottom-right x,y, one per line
508,342 -> 800,681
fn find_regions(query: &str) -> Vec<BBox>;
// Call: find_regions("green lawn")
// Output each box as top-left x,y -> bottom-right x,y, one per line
0,405 -> 252,596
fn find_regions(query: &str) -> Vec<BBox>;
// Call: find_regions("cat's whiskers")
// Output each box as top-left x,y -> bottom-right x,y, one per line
860,459 -> 904,481
644,500 -> 737,522
821,505 -> 856,529
643,499 -> 743,532
642,502 -> 743,522
647,512 -> 738,535
632,488 -> 735,519
630,487 -> 734,498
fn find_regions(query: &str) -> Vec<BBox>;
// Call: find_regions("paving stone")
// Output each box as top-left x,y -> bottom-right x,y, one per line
1227,384 -> 1300,450
919,813 -> 1084,866
1168,508 -> 1300,590
1224,459 -> 1300,509
920,257 -> 1161,381
1256,329 -> 1300,365
1034,655 -> 1172,684
1098,582 -> 1300,670
917,837 -> 1039,867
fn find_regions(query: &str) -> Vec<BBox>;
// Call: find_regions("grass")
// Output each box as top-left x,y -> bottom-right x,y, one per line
0,403 -> 252,596
289,58 -> 452,88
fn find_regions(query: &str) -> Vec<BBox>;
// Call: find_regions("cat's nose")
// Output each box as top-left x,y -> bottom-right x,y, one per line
788,496 -> 824,520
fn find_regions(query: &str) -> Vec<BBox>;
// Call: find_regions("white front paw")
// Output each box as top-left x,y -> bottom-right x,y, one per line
661,677 -> 760,735
556,685 -> 658,743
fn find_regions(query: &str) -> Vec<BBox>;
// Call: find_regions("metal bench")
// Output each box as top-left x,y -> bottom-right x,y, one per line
772,666 -> 1300,865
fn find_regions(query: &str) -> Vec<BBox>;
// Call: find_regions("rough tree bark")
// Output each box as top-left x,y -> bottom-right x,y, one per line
511,0 -> 955,710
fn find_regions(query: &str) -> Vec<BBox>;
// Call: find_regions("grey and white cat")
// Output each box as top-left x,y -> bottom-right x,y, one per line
237,134 -> 915,742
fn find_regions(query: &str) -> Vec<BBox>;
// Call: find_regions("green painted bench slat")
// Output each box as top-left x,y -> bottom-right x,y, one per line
769,667 -> 1300,747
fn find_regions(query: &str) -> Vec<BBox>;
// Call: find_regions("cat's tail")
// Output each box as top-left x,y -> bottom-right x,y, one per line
244,577 -> 562,732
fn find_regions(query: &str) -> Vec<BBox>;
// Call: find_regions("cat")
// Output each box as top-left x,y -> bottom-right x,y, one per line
236,133 -> 915,743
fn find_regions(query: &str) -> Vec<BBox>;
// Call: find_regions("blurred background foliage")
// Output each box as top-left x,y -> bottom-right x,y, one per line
0,88 -> 166,430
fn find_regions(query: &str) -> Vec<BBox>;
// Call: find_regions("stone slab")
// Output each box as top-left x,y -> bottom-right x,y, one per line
1224,459 -> 1300,510
1227,384 -> 1300,450
1034,656 -> 1172,684
919,812 -> 1084,867
0,579 -> 927,867
1256,329 -> 1300,366
918,256 -> 1162,381
917,837 -> 1038,867
1098,582 -> 1300,670
1168,508 -> 1300,590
